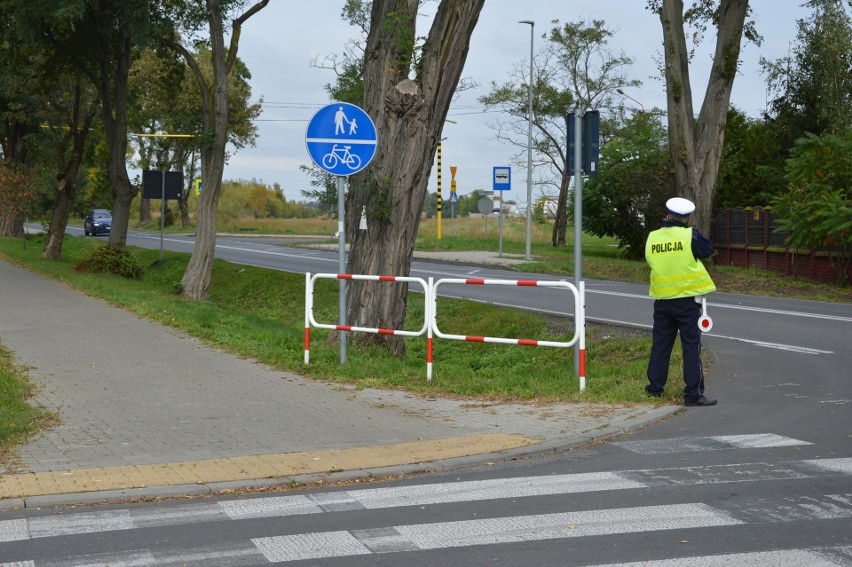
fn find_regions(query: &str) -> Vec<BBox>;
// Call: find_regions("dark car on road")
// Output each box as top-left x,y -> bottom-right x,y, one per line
83,209 -> 112,236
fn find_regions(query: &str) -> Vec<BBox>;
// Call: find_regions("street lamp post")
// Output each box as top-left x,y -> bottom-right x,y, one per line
519,20 -> 534,261
616,88 -> 645,113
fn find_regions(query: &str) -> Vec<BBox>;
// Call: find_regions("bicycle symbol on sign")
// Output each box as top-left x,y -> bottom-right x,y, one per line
322,145 -> 362,171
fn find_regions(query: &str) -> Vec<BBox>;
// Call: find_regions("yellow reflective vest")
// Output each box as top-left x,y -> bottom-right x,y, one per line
645,226 -> 716,299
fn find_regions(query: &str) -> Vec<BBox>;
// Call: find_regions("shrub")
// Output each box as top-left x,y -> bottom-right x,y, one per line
73,246 -> 145,279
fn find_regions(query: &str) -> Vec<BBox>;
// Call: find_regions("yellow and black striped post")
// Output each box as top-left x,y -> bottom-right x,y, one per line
450,166 -> 458,238
436,142 -> 443,240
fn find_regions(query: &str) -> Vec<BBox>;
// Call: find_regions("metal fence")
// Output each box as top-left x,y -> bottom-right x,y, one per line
712,207 -> 850,284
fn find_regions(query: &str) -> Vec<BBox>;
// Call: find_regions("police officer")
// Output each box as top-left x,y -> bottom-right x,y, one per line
645,197 -> 717,406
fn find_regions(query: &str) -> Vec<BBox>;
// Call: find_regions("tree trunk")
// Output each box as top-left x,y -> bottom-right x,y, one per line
139,198 -> 152,225
344,0 -> 485,355
0,120 -> 35,238
659,0 -> 748,235
42,175 -> 74,260
177,0 -> 267,299
0,212 -> 24,238
551,174 -> 571,247
42,78 -> 97,260
102,29 -> 136,248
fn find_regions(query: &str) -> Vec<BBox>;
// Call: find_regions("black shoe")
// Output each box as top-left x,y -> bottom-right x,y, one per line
645,387 -> 662,398
685,395 -> 717,407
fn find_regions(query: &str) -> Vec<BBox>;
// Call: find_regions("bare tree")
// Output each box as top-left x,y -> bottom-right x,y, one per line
343,0 -> 485,355
480,19 -> 639,247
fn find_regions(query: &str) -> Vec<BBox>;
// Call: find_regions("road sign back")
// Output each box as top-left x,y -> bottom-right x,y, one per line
306,102 -> 377,176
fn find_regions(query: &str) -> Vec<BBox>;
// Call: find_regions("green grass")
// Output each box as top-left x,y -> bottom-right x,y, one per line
0,342 -> 57,463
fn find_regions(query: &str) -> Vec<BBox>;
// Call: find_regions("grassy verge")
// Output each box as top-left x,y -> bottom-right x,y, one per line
0,342 -> 57,464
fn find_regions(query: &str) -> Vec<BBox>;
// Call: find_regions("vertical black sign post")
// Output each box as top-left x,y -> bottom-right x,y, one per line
142,170 -> 184,262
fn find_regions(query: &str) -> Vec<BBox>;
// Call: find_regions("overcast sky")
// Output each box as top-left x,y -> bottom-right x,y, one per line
224,0 -> 809,204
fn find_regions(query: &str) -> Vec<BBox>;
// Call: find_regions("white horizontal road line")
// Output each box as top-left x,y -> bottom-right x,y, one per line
220,471 -> 645,520
215,243 -> 337,262
589,289 -> 852,323
803,458 -> 852,475
251,503 -> 742,562
614,433 -> 812,454
15,542 -> 264,567
717,433 -> 815,448
709,334 -> 834,354
593,546 -> 852,567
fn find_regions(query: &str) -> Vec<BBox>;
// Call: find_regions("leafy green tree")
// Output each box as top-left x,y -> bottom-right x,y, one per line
479,18 -> 639,247
299,164 -> 338,214
771,130 -> 852,285
5,0 -> 154,248
583,110 -> 674,259
0,162 -> 42,236
0,11 -> 41,236
716,107 -> 785,208
313,0 -> 370,105
129,46 -> 261,229
761,0 -> 852,151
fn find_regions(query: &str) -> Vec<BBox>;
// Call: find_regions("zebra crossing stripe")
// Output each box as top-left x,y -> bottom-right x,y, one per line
220,471 -> 645,519
803,457 -> 852,475
613,433 -> 812,454
251,503 -> 743,562
593,546 -> 852,566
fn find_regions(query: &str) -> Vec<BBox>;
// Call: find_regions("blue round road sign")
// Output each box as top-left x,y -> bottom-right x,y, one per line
306,102 -> 377,176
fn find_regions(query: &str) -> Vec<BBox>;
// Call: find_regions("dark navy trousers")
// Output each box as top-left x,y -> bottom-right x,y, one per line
646,296 -> 705,402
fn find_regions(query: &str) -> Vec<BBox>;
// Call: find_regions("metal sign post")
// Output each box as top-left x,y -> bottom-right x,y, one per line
493,167 -> 511,258
573,106 -> 583,378
306,102 -> 378,365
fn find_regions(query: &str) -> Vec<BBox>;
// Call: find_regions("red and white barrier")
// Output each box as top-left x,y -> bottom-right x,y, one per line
304,273 -> 432,378
305,273 -> 587,390
430,277 -> 587,391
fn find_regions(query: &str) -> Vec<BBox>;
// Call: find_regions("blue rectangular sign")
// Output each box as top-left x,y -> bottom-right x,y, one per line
493,167 -> 511,191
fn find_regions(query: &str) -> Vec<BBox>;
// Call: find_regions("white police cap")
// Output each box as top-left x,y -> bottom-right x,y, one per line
666,197 -> 695,217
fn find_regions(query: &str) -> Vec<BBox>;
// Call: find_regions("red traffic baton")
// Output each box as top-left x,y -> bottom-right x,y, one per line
697,296 -> 713,333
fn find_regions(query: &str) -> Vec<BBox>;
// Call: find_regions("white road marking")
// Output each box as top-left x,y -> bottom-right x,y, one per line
593,546 -> 852,566
251,503 -> 742,561
588,289 -> 852,323
220,471 -> 645,519
0,519 -> 27,543
614,433 -> 812,454
803,458 -> 852,475
716,433 -> 814,448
